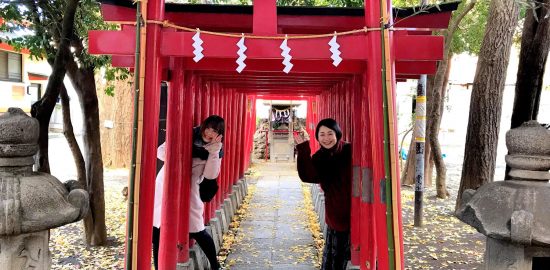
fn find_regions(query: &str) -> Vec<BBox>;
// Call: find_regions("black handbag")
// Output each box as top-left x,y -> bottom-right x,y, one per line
199,178 -> 219,202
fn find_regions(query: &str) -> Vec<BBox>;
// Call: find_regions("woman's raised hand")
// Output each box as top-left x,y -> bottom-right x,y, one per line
213,134 -> 223,144
205,135 -> 223,153
293,133 -> 306,144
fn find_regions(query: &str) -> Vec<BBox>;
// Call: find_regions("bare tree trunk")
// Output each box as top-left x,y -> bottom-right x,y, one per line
22,0 -> 105,245
434,53 -> 452,198
424,143 -> 433,187
427,71 -> 448,198
426,1 -> 476,199
401,135 -> 416,185
427,47 -> 451,199
506,1 -> 550,178
80,74 -> 107,246
399,126 -> 412,181
31,101 -> 54,173
30,0 -> 79,173
441,57 -> 452,98
97,77 -> 134,168
402,2 -> 475,191
456,0 -> 519,211
424,75 -> 435,188
60,84 -> 86,186
67,60 -> 107,246
510,1 -> 550,128
532,83 -> 543,120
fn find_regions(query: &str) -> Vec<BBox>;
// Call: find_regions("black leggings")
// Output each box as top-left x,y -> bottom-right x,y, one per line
152,227 -> 220,270
152,227 -> 160,270
321,228 -> 351,270
190,229 -> 220,270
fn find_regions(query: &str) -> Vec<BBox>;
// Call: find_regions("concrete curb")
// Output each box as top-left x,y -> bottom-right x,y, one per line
230,191 -> 238,214
346,262 -> 360,270
216,209 -> 229,233
205,225 -> 220,254
234,183 -> 242,206
176,261 -> 194,270
189,245 -> 205,270
209,217 -> 223,246
223,198 -> 234,224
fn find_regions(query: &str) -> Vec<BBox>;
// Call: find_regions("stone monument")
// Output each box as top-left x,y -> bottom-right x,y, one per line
0,108 -> 89,269
457,120 -> 550,269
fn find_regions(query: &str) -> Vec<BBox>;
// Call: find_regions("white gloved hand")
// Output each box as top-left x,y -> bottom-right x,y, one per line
204,142 -> 222,153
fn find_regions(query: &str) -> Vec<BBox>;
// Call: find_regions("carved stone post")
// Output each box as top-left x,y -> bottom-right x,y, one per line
0,108 -> 89,269
457,121 -> 550,270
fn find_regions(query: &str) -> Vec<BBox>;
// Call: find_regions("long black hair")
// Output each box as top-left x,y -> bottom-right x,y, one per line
315,118 -> 342,142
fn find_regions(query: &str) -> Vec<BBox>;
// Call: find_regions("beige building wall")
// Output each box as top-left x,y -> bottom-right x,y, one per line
0,50 -> 49,113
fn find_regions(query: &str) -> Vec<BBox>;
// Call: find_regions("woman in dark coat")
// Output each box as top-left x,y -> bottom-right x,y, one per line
294,118 -> 352,270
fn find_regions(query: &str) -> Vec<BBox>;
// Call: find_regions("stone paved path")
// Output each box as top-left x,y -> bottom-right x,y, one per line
226,161 -> 318,270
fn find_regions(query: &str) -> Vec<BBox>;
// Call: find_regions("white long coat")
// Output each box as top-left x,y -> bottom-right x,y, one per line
153,142 -> 222,233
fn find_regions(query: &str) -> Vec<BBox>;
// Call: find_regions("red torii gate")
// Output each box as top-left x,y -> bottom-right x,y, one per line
88,0 -> 457,269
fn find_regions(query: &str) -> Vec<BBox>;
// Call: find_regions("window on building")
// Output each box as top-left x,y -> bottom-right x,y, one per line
27,83 -> 42,104
0,50 -> 22,82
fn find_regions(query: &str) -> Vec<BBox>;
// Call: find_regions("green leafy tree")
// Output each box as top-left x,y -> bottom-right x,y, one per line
0,0 -> 127,245
450,0 -> 490,55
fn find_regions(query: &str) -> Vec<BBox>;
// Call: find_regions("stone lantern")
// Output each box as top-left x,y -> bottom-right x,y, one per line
0,108 -> 89,269
457,120 -> 550,270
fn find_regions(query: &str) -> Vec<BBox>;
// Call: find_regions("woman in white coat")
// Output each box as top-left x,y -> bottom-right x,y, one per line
153,115 -> 224,270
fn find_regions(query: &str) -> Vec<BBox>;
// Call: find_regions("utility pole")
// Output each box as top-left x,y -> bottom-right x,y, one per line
414,75 -> 427,227
413,0 -> 429,228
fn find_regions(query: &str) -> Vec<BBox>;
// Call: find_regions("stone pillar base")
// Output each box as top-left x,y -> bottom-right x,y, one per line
234,183 -> 242,206
485,237 -> 530,270
189,245 -> 205,270
177,260 -> 194,270
346,261 -> 360,270
209,217 -> 223,246
230,191 -> 238,213
223,198 -> 234,224
0,230 -> 50,270
216,209 -> 229,233
205,225 -> 220,254
242,178 -> 248,194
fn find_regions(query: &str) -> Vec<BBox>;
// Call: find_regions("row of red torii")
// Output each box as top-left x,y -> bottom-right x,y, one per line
88,0 -> 458,269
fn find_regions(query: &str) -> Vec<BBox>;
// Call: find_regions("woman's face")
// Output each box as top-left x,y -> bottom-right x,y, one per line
202,127 -> 219,143
318,126 -> 337,149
